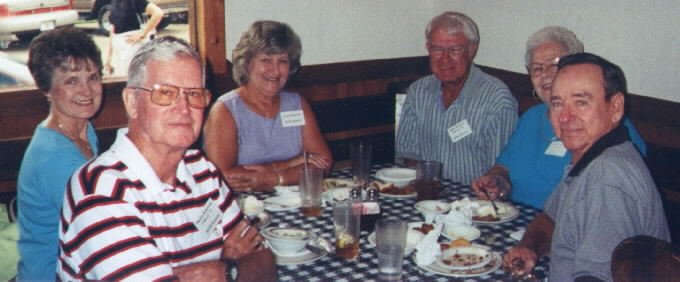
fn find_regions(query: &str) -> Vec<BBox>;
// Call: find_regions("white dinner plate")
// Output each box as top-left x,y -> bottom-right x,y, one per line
417,251 -> 502,278
272,237 -> 330,266
379,191 -> 417,199
471,200 -> 519,224
264,195 -> 301,212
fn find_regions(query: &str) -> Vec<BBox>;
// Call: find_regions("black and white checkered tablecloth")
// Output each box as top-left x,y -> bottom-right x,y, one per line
250,163 -> 549,281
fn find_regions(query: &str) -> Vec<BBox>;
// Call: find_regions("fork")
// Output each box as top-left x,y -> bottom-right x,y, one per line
481,188 -> 500,214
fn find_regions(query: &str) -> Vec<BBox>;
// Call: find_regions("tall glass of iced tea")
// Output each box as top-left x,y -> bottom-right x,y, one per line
333,201 -> 361,259
415,160 -> 442,201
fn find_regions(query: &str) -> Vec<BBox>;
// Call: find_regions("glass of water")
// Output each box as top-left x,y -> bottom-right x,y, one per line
375,218 -> 407,281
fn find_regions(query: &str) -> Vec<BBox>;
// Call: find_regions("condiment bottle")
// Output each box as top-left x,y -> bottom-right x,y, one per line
361,187 -> 381,232
350,187 -> 363,214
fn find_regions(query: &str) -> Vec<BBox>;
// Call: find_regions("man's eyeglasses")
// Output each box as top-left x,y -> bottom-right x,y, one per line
428,45 -> 468,58
526,57 -> 560,78
128,84 -> 211,109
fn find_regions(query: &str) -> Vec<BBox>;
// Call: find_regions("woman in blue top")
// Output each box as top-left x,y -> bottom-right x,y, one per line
471,26 -> 646,209
17,27 -> 102,280
204,21 -> 332,192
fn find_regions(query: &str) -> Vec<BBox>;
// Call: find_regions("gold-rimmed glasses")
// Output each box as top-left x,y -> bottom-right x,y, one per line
526,57 -> 560,78
428,45 -> 469,58
128,83 -> 211,109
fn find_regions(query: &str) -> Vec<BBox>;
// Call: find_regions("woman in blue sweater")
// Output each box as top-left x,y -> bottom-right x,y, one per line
471,26 -> 646,209
17,27 -> 103,280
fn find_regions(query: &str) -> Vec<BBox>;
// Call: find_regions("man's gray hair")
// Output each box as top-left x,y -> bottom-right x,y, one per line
525,26 -> 584,66
127,36 -> 205,87
425,11 -> 479,44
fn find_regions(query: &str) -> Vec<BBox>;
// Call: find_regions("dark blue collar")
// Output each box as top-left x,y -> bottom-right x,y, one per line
568,124 -> 630,177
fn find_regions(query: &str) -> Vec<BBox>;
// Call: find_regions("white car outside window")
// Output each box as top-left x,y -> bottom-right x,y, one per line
0,0 -> 78,48
0,52 -> 33,87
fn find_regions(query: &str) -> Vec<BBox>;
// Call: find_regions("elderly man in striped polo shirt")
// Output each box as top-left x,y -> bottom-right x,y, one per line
58,37 -> 276,281
396,11 -> 518,185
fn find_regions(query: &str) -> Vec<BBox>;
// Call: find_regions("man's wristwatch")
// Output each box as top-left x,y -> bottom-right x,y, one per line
224,260 -> 238,281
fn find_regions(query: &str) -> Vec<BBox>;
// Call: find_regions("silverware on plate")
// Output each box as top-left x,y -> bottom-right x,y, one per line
481,188 -> 500,214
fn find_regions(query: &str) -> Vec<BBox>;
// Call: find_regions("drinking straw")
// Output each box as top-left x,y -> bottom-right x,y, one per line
303,151 -> 309,175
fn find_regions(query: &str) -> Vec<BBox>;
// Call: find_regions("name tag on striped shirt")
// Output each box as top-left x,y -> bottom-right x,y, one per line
447,119 -> 473,143
195,199 -> 222,235
281,110 -> 306,127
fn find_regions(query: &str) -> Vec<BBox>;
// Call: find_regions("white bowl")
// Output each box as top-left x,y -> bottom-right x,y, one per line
262,227 -> 313,255
376,168 -> 416,187
415,200 -> 450,222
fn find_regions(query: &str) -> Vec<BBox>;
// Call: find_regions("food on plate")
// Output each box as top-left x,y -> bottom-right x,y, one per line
440,248 -> 490,267
413,223 -> 435,234
472,214 -> 499,222
323,178 -> 356,191
449,238 -> 472,247
372,181 -> 416,195
473,205 -> 500,221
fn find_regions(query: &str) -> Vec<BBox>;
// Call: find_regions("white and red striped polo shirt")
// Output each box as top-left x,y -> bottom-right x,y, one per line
58,129 -> 242,281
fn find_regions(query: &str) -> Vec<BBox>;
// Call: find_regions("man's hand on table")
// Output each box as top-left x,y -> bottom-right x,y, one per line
503,246 -> 538,277
222,219 -> 265,260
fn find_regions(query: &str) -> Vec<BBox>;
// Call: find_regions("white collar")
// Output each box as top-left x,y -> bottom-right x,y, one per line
110,128 -> 195,194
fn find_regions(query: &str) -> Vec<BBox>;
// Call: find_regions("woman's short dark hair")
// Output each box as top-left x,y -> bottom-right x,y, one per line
557,52 -> 627,100
231,20 -> 302,86
27,27 -> 103,93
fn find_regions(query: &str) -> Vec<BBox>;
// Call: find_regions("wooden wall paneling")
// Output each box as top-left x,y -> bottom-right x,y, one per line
0,89 -> 48,140
194,0 -> 226,76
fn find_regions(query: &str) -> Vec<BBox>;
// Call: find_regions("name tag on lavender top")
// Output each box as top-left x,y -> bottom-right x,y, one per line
545,140 -> 567,157
447,119 -> 473,143
280,110 -> 305,127
195,199 -> 222,235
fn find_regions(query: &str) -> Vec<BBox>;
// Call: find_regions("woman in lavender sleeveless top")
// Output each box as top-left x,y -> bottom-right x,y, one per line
204,20 -> 332,192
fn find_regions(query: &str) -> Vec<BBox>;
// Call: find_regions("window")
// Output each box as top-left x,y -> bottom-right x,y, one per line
0,0 -> 226,92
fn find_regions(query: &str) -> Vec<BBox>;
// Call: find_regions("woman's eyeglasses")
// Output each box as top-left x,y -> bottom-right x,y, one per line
526,57 -> 560,78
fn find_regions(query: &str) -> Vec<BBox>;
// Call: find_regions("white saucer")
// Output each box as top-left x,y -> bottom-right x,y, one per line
417,251 -> 502,278
272,237 -> 330,266
264,195 -> 301,212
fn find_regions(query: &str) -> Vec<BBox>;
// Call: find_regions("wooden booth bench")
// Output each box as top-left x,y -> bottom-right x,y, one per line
1,56 -> 679,241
